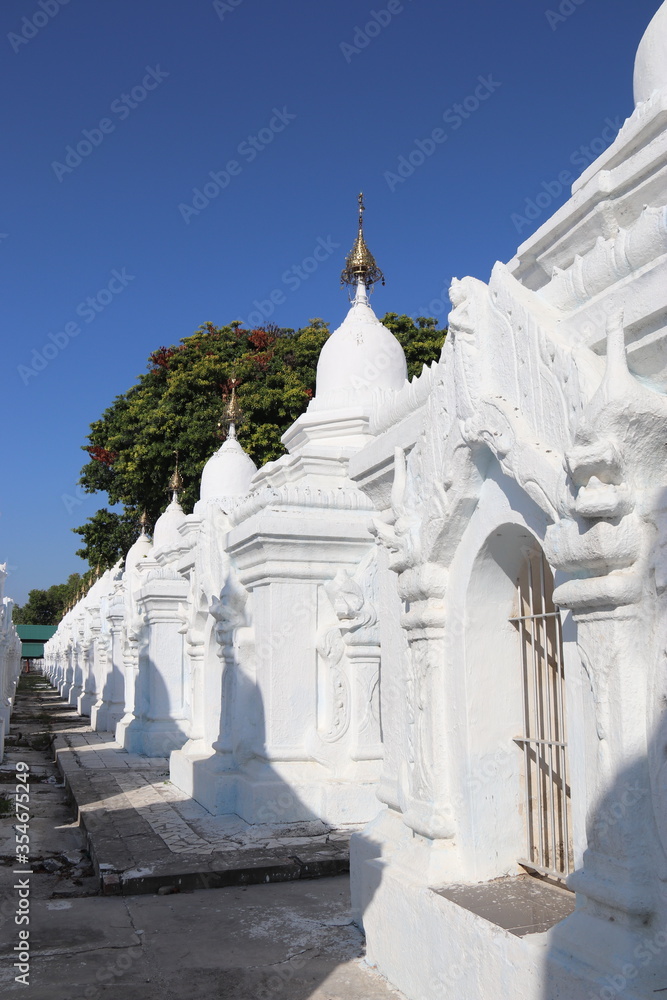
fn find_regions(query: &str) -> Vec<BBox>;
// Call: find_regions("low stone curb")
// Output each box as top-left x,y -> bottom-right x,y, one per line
54,735 -> 350,896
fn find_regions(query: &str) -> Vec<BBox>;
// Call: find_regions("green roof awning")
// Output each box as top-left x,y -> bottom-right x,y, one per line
16,625 -> 57,641
21,642 -> 45,658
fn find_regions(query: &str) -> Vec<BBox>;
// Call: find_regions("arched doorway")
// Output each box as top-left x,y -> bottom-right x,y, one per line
512,548 -> 572,881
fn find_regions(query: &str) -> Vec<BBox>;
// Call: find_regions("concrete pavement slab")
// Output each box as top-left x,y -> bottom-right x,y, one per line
0,675 -> 404,999
45,692 -> 357,895
1,878 -> 404,1000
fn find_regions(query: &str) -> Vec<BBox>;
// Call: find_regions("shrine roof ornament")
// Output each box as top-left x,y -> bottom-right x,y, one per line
314,196 -> 407,403
125,510 -> 153,572
340,193 -> 385,291
200,380 -> 257,505
167,455 -> 183,500
218,381 -> 243,442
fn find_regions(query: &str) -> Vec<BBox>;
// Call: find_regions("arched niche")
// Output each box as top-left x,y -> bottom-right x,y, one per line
463,522 -> 572,882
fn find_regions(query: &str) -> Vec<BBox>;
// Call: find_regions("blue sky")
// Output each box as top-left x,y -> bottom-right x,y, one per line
0,0 -> 659,604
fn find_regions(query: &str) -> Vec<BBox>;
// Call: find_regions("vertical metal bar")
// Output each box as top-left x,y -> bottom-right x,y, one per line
527,556 -> 545,871
516,550 -> 571,881
554,611 -> 570,875
540,554 -> 558,873
518,570 -> 533,866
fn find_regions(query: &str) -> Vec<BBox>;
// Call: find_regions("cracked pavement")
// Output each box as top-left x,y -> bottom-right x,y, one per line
0,674 -> 405,999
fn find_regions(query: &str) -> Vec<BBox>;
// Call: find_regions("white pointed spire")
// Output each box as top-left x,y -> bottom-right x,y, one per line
198,384 -> 257,508
313,194 -> 407,406
125,526 -> 153,573
314,270 -> 407,404
153,462 -> 187,552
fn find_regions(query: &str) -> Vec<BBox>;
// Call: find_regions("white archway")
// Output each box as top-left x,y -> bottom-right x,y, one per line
463,522 -> 572,882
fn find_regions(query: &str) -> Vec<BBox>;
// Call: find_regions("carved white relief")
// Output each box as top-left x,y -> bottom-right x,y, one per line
310,549 -> 382,765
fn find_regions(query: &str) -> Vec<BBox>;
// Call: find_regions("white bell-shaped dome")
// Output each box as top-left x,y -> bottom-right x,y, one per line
315,281 -> 407,402
634,1 -> 667,105
125,530 -> 153,573
200,427 -> 257,503
152,495 -> 187,552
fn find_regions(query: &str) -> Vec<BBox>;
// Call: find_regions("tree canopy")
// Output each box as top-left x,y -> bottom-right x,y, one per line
74,314 -> 446,569
13,574 -> 84,625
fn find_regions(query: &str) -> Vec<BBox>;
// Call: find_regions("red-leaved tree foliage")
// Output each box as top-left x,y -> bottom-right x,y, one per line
75,314 -> 446,570
86,446 -> 117,466
148,345 -> 185,370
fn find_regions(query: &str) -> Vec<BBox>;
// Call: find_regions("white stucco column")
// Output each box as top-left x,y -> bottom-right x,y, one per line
68,626 -> 85,708
224,508 -> 380,825
91,594 -> 126,733
59,639 -> 73,699
122,573 -> 189,756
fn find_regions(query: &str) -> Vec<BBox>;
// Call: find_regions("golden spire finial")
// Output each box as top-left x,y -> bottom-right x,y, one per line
340,192 -> 385,291
139,510 -> 149,534
168,452 -> 183,498
226,382 -> 242,425
218,379 -> 243,441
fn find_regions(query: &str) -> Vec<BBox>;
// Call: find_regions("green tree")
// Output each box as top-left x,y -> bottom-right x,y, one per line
13,574 -> 84,625
74,315 -> 446,569
382,314 -> 446,379
73,509 -> 139,569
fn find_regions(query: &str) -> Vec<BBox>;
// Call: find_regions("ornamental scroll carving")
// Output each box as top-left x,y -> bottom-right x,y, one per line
312,550 -> 381,763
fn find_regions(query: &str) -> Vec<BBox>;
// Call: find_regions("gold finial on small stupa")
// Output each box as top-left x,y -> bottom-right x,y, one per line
226,382 -> 242,425
340,192 -> 385,291
218,380 -> 243,441
168,453 -> 183,498
139,510 -> 149,534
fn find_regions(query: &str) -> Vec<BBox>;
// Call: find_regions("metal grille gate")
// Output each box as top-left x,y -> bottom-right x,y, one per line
511,550 -> 573,881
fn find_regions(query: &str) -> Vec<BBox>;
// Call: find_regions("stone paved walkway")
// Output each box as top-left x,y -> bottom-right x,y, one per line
0,674 -> 404,999
47,684 -> 353,894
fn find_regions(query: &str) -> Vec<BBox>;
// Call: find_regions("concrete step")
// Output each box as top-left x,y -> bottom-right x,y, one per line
50,701 -> 352,896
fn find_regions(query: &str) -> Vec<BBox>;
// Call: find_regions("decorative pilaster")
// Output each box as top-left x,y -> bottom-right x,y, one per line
543,315 -> 667,981
123,568 -> 189,756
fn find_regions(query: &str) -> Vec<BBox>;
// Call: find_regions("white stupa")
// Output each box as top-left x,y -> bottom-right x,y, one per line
198,387 -> 258,510
634,0 -> 667,105
152,465 -> 187,553
124,513 -> 153,573
315,281 -> 408,398
311,194 -> 407,411
282,194 -> 409,455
